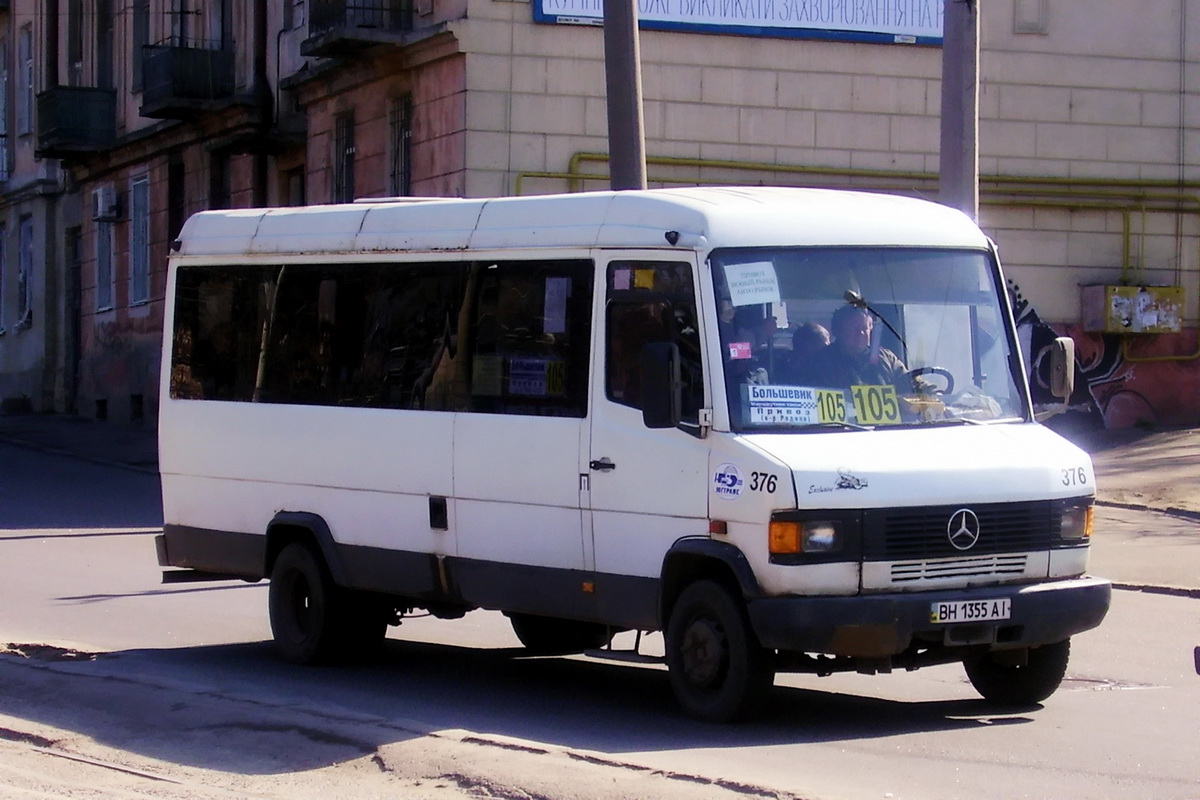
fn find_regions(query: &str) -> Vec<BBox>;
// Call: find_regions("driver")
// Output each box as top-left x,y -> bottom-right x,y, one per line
809,304 -> 906,389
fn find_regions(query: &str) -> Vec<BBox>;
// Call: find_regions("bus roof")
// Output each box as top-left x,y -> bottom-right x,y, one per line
173,187 -> 990,258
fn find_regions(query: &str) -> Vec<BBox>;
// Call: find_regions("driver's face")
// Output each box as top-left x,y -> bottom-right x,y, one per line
836,311 -> 872,355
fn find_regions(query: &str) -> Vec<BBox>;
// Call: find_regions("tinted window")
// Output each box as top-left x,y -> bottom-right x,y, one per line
171,259 -> 593,418
605,261 -> 704,423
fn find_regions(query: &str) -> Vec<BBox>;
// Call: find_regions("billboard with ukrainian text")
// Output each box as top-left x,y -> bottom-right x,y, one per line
533,0 -> 944,45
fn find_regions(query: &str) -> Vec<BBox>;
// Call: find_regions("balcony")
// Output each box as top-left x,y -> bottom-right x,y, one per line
35,86 -> 116,159
140,44 -> 237,119
303,0 -> 414,58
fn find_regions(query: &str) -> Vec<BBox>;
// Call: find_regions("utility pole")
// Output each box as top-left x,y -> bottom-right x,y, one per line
939,0 -> 979,220
603,0 -> 647,191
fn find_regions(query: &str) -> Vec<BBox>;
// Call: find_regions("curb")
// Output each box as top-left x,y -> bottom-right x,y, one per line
1112,583 -> 1200,600
1094,499 -> 1200,523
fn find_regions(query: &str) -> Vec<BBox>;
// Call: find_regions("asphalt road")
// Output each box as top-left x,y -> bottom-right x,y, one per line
1,442 -> 1198,800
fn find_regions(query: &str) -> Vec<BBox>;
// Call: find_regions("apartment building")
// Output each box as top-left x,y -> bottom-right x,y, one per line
0,0 -> 1197,430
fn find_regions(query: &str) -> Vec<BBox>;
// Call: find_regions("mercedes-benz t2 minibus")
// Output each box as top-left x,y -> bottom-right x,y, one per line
156,187 -> 1110,722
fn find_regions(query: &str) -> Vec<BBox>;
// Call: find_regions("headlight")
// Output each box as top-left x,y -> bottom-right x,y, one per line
1060,503 -> 1094,541
769,519 -> 842,554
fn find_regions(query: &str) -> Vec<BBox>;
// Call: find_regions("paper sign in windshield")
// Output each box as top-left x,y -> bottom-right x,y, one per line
725,262 -> 781,307
746,385 -> 820,425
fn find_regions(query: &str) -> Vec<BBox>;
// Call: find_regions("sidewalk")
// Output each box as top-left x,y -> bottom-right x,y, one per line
0,411 -> 1196,593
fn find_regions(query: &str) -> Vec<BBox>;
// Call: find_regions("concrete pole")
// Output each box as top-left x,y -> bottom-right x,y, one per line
939,0 -> 980,220
603,0 -> 648,191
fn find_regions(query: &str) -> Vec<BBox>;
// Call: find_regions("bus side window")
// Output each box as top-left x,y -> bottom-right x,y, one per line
605,261 -> 704,423
461,259 -> 593,418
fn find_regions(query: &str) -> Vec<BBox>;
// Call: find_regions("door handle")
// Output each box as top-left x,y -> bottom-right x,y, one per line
589,457 -> 616,472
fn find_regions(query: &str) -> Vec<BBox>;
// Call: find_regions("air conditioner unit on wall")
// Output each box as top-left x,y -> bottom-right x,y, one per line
92,185 -> 122,222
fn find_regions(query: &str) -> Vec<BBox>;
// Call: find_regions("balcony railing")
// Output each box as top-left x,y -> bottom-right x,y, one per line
35,87 -> 117,159
304,0 -> 414,57
140,44 -> 237,119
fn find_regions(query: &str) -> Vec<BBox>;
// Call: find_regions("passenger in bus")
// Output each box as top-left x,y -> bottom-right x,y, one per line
810,304 -> 905,388
781,321 -> 830,385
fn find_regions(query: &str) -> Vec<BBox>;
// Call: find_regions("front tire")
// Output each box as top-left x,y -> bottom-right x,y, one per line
665,580 -> 774,723
964,639 -> 1071,706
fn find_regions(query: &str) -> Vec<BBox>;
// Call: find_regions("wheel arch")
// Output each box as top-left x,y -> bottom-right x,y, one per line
265,512 -> 347,586
659,537 -> 762,629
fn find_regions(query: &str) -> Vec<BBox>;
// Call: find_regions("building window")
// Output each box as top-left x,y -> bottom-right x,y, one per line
210,153 -> 230,209
284,0 -> 306,30
0,224 -> 6,333
332,112 -> 356,203
0,41 -> 9,182
130,176 -> 151,304
170,0 -> 191,46
97,220 -> 114,312
388,96 -> 413,197
97,0 -> 115,89
285,167 -> 306,206
17,216 -> 33,328
17,25 -> 32,136
68,0 -> 83,85
132,0 -> 150,92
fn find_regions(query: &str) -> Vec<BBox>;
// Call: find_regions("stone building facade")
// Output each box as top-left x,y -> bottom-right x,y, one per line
0,0 -> 1197,429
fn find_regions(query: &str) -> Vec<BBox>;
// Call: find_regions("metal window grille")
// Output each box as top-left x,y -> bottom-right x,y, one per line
333,112 -> 356,203
388,96 -> 412,196
130,177 -> 150,304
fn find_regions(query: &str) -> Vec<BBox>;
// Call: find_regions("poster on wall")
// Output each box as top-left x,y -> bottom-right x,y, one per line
533,0 -> 944,45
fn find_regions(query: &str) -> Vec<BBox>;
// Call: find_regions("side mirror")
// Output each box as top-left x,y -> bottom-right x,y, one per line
640,342 -> 682,429
1049,336 -> 1075,401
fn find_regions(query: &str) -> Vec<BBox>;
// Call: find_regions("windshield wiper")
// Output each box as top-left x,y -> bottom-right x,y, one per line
796,421 -> 872,432
916,416 -> 1022,427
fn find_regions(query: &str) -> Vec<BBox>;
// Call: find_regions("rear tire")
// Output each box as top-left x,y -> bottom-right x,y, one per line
269,542 -> 387,664
964,639 -> 1071,706
665,580 -> 774,723
507,613 -> 613,654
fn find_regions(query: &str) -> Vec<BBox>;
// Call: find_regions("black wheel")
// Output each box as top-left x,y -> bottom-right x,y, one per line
665,580 -> 774,723
507,613 -> 613,654
269,542 -> 387,665
964,639 -> 1071,706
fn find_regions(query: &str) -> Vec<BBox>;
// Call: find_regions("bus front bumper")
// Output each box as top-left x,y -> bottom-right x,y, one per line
746,575 -> 1112,658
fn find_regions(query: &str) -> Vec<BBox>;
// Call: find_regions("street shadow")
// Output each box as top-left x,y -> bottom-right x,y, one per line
0,633 -> 1036,779
0,446 -> 162,530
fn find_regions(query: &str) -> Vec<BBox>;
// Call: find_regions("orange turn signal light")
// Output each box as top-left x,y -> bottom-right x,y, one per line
769,521 -> 802,555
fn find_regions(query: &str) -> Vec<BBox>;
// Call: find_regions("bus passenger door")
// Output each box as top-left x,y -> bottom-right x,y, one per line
586,257 -> 711,629
450,259 -> 595,620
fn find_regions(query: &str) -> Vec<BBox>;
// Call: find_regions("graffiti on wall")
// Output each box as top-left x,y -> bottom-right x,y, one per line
1009,281 -> 1200,430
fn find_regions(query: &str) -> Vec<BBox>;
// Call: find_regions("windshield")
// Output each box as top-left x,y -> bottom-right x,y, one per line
711,247 -> 1027,432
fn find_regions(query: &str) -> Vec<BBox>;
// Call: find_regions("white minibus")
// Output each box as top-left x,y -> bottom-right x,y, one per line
157,187 -> 1110,722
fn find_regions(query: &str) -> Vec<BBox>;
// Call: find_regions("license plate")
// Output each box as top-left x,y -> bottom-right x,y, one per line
930,598 -> 1011,624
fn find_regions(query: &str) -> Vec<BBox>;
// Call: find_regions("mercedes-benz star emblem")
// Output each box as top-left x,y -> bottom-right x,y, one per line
947,508 -> 981,551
